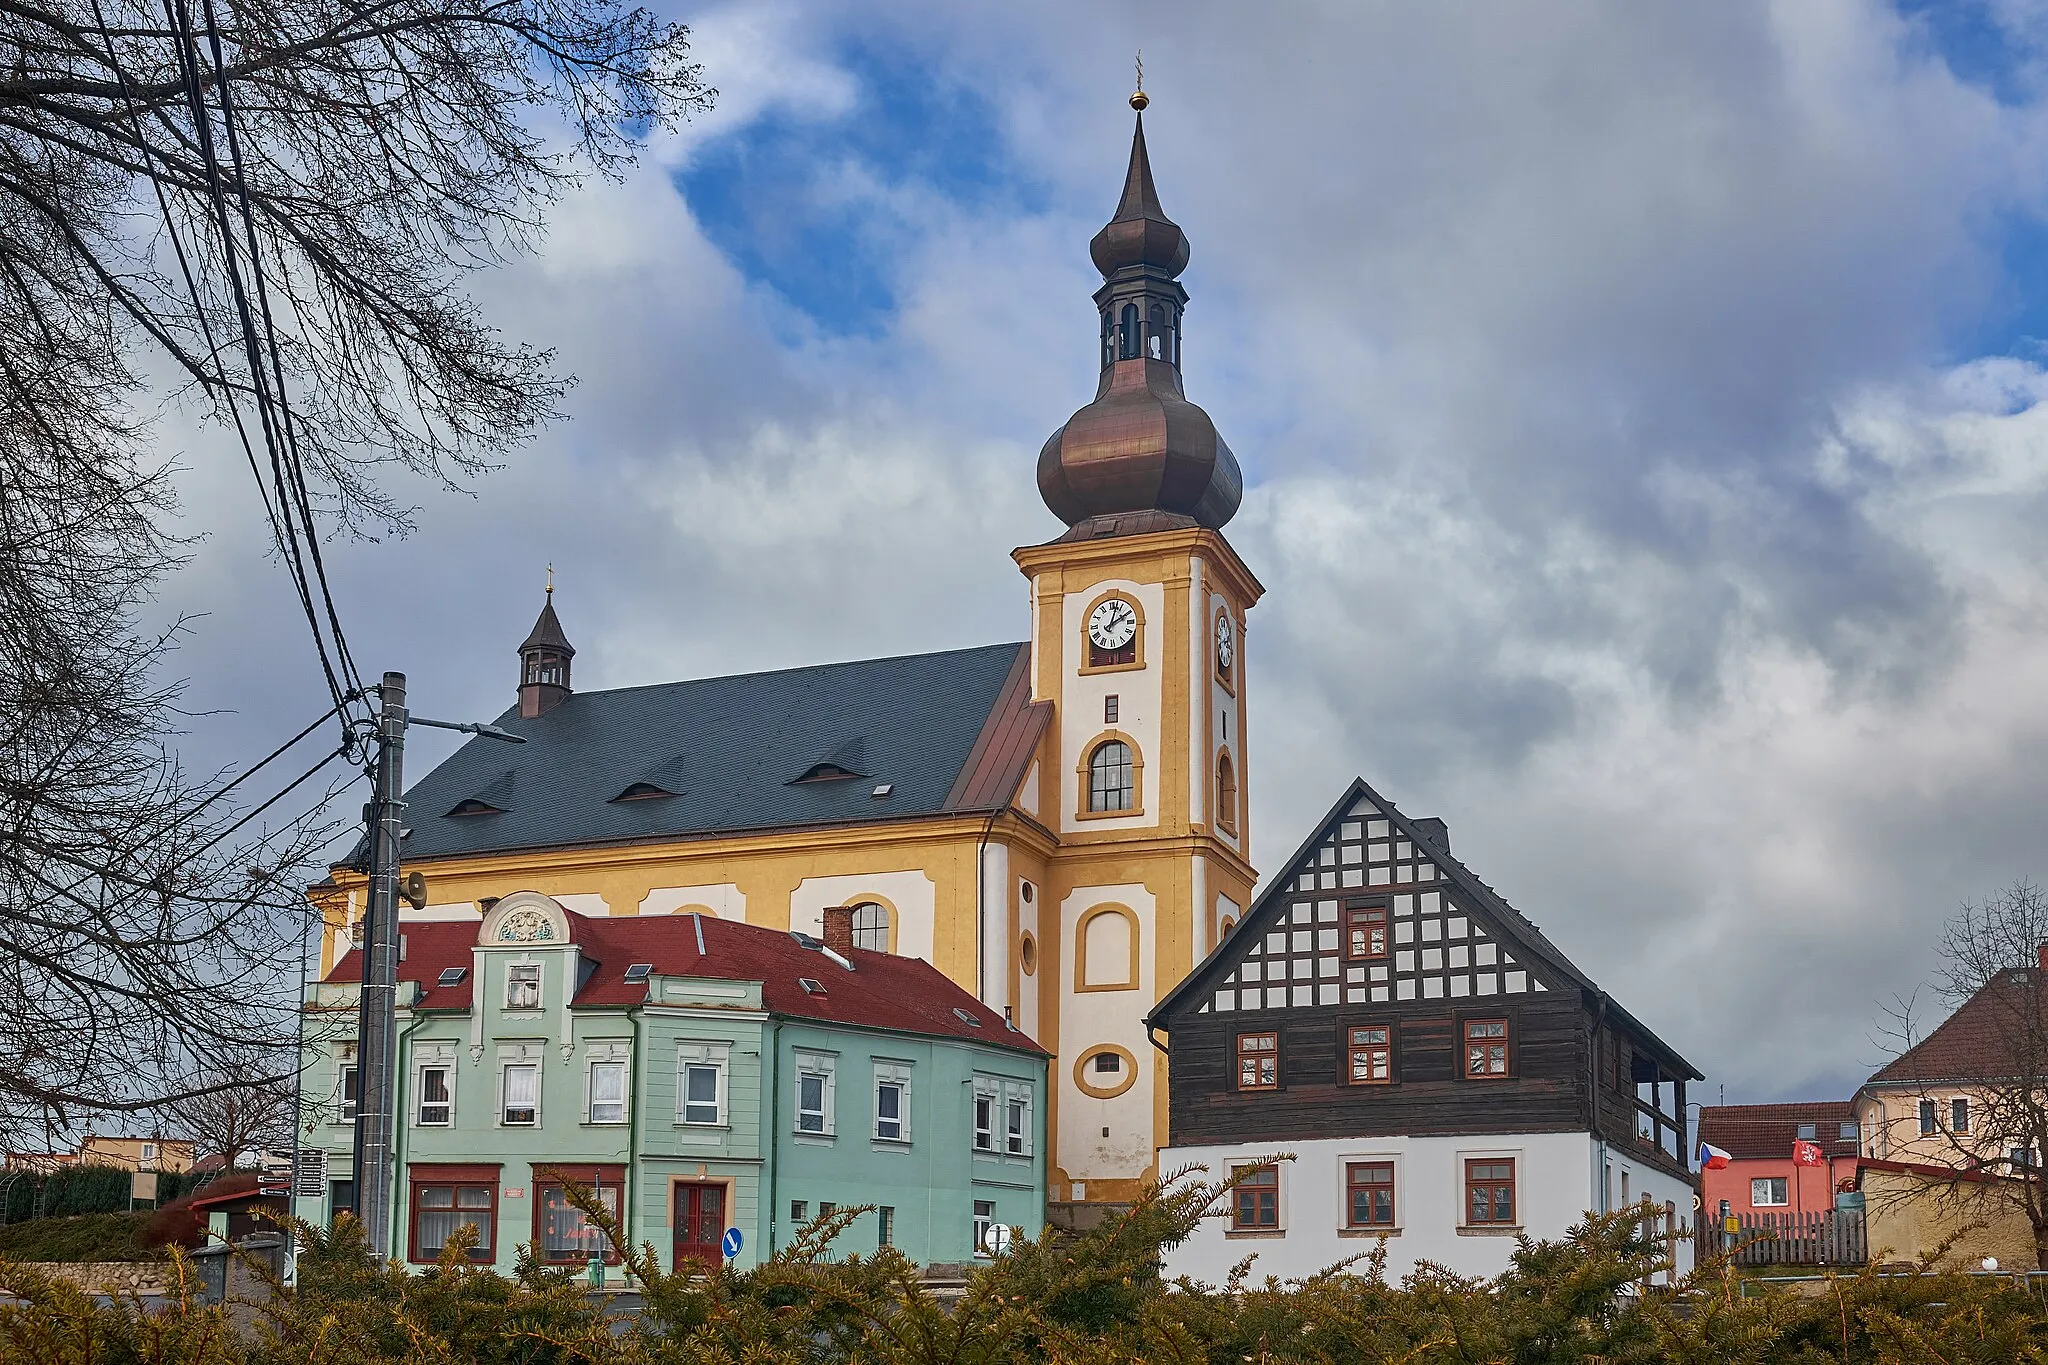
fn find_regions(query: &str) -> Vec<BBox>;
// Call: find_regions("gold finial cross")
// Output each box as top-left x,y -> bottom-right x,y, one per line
1135,50 -> 1143,92
1130,50 -> 1149,111
546,563 -> 554,595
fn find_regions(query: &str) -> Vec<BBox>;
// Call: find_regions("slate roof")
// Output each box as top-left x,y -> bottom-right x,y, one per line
1697,1102 -> 1859,1161
1864,968 -> 2042,1087
325,910 -> 1045,1057
362,642 -> 1044,864
1148,777 -> 1702,1080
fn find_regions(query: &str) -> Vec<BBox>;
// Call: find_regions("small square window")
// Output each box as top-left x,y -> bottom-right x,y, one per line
1751,1177 -> 1788,1207
1232,1164 -> 1279,1230
1092,1052 -> 1122,1074
1796,1123 -> 1817,1141
1464,1019 -> 1510,1078
1236,1033 -> 1278,1091
506,963 -> 541,1010
1346,1161 -> 1395,1228
790,1200 -> 808,1224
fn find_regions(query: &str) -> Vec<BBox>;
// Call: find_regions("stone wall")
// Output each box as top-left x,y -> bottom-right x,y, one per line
9,1260 -> 171,1295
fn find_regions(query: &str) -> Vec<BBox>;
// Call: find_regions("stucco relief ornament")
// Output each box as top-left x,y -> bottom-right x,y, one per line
497,908 -> 555,943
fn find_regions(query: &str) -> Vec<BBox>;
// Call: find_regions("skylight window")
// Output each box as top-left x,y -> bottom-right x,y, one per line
953,1008 -> 983,1027
623,963 -> 652,983
799,977 -> 827,995
436,967 -> 468,987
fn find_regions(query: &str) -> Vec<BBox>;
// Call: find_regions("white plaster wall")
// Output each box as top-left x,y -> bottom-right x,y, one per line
1017,760 -> 1040,820
1597,1145 -> 1697,1278
1058,578 -> 1165,835
1191,856 -> 1210,965
789,870 -> 936,963
640,884 -> 747,921
1214,893 -> 1242,947
1163,1132 -> 1623,1284
552,893 -> 610,918
1209,589 -> 1242,857
1016,881 -> 1041,1045
1058,883 -> 1157,1181
1188,556 -> 1207,826
980,842 -> 1010,1011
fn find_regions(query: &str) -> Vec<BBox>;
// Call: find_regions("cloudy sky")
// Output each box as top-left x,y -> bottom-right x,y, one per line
159,0 -> 2048,1103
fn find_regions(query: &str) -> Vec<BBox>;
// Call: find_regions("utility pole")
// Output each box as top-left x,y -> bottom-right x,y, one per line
347,674 -> 523,1261
351,671 -> 407,1258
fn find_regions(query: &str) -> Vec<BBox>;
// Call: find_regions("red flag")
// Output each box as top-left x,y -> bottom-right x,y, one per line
1792,1140 -> 1824,1166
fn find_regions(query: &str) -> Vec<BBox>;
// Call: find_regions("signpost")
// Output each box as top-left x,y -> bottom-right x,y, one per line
722,1227 -> 743,1261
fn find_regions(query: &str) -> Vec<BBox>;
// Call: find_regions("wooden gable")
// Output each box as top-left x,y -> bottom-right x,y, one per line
1190,787 -> 1555,1020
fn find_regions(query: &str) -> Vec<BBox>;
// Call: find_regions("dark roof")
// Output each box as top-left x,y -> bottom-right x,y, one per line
361,642 -> 1041,864
1148,777 -> 1703,1081
1864,968 -> 2043,1087
1697,1102 -> 1859,1160
518,596 -> 574,655
326,910 -> 1045,1056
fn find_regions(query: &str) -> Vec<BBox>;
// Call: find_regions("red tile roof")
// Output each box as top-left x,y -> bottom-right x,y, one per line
327,911 -> 1045,1056
1697,1102 -> 1860,1160
1865,968 -> 2041,1087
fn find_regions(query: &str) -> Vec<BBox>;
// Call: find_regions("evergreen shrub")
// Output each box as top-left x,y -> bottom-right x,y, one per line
0,1165 -> 2045,1363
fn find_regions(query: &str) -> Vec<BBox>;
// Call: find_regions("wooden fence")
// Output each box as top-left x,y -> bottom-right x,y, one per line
1696,1210 -> 1868,1267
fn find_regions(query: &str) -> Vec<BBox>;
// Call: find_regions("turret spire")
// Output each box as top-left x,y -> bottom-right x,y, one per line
517,582 -> 574,718
1036,94 -> 1241,538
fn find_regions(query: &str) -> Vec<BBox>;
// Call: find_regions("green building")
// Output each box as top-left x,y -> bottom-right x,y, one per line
294,892 -> 1047,1273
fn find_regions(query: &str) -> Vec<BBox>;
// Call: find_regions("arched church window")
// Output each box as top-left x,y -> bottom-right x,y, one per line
1088,740 -> 1134,812
850,901 -> 890,952
1101,310 -> 1115,368
1118,303 -> 1140,361
1147,303 -> 1165,360
1216,752 -> 1238,833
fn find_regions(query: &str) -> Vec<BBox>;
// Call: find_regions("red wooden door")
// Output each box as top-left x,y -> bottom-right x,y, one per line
672,1182 -> 726,1272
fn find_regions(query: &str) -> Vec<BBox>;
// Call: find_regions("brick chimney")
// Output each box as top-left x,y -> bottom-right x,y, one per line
2037,941 -> 2047,972
822,906 -> 856,958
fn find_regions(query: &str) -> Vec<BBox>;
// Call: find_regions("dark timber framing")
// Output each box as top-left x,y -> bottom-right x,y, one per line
1147,778 -> 1701,1185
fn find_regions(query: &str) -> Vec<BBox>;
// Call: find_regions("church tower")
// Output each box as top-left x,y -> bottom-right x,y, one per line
1014,93 -> 1263,1207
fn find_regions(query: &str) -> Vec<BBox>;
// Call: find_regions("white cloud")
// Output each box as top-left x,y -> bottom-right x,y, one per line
153,0 -> 2048,1102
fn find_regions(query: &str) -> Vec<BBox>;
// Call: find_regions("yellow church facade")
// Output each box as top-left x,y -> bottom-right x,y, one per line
316,102 -> 1260,1207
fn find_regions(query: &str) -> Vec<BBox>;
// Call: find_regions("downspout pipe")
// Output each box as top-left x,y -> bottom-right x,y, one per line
390,1005 -> 429,1265
763,1017 -> 780,1259
627,1004 -> 642,1280
1592,992 -> 1610,1215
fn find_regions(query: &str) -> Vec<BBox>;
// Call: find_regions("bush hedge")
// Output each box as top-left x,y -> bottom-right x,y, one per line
2,1164 -> 209,1224
0,1167 -> 2045,1363
0,1212 -> 154,1264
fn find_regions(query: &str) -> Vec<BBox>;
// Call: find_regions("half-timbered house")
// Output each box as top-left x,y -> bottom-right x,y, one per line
1147,779 -> 1702,1281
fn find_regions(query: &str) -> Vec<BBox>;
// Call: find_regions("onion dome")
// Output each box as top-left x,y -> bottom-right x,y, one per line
1037,97 -> 1242,538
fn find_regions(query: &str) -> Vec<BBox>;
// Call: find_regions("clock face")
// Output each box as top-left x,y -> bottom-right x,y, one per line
1215,614 -> 1235,670
1087,598 -> 1138,651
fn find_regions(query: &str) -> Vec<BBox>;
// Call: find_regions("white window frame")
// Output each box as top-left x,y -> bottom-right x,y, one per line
873,1060 -> 913,1144
794,1050 -> 836,1137
416,1063 -> 454,1126
972,1198 -> 997,1259
500,1061 -> 540,1126
675,1041 -> 730,1127
1751,1176 -> 1788,1207
337,1063 -> 359,1125
971,1075 -> 998,1153
587,1059 -> 628,1125
506,961 -> 542,1011
1003,1081 -> 1033,1158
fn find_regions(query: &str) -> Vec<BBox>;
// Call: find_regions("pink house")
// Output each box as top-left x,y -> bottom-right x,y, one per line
1698,1102 -> 1860,1219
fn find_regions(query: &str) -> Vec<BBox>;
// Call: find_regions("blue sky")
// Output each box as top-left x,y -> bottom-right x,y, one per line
158,0 -> 2048,1105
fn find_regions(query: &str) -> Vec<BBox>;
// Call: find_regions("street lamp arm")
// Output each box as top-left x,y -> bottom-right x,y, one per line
410,716 -> 527,743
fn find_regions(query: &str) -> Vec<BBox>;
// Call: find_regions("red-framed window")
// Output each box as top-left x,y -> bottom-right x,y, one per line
1466,1159 -> 1516,1225
533,1165 -> 625,1265
1345,905 -> 1388,960
1231,1164 -> 1279,1231
407,1164 -> 500,1263
1464,1019 -> 1511,1079
1347,1025 -> 1393,1085
1346,1162 -> 1395,1228
1236,1033 -> 1278,1091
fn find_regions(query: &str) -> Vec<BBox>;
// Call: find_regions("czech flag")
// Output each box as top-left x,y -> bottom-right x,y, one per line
1698,1142 -> 1732,1170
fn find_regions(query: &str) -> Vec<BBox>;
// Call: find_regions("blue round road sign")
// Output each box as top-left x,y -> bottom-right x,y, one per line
721,1226 -> 743,1259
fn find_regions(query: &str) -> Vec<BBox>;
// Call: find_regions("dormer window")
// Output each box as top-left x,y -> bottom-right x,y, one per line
612,782 -> 675,801
793,763 -> 861,784
507,963 -> 540,1010
447,799 -> 503,817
